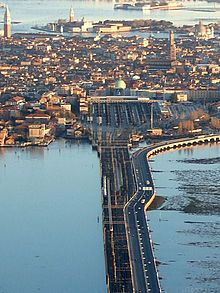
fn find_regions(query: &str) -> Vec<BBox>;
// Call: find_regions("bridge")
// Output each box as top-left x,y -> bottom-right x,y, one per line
124,133 -> 220,293
147,134 -> 220,157
89,96 -> 220,292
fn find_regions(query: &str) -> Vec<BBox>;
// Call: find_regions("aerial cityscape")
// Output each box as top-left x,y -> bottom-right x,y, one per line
0,0 -> 219,292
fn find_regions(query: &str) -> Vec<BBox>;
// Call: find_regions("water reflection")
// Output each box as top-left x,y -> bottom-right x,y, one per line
0,140 -> 106,293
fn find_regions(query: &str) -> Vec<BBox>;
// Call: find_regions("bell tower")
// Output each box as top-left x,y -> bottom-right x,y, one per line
169,30 -> 176,62
4,5 -> 12,38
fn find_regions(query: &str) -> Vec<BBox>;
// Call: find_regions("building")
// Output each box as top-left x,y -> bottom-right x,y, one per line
4,6 -> 11,38
25,113 -> 51,124
80,97 -> 89,114
5,96 -> 25,106
169,30 -> 176,62
175,93 -> 188,102
195,21 -> 214,39
28,124 -> 46,140
145,57 -> 172,71
0,129 -> 8,145
114,77 -> 127,95
147,128 -> 163,136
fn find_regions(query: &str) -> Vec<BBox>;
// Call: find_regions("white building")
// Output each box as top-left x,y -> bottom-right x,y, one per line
195,21 -> 214,39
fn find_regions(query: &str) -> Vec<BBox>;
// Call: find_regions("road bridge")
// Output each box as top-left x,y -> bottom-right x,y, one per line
147,134 -> 220,157
124,133 -> 220,293
124,149 -> 161,293
90,96 -> 220,292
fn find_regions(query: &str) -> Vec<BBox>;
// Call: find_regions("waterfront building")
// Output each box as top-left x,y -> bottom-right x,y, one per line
195,21 -> 214,39
4,6 -> 12,38
0,129 -> 8,145
28,124 -> 46,140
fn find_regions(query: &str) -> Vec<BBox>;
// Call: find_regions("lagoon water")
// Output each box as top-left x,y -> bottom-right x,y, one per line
0,1 -> 220,291
1,0 -> 220,33
0,140 -> 219,292
0,140 -> 106,293
148,144 -> 220,293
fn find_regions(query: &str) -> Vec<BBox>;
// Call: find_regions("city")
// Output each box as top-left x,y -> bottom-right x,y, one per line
0,1 -> 219,292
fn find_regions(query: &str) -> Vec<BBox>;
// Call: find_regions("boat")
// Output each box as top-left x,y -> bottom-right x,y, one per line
150,1 -> 183,10
114,1 -> 183,11
114,3 -> 151,11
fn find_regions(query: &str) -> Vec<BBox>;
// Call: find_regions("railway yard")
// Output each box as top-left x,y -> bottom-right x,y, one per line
88,99 -> 161,292
88,99 -> 161,135
100,132 -> 135,292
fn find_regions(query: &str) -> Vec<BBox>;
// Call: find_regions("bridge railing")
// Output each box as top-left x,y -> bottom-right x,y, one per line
147,134 -> 220,158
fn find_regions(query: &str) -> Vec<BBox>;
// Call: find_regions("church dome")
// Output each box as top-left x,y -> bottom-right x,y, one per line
115,78 -> 126,90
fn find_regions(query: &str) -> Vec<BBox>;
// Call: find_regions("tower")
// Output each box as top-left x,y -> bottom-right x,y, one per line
198,21 -> 206,36
69,7 -> 74,23
4,5 -> 12,38
150,103 -> 154,129
169,30 -> 176,62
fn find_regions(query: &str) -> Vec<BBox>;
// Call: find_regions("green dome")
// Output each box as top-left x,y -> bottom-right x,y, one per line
115,78 -> 126,90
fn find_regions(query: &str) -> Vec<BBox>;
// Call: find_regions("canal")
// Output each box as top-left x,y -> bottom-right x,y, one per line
0,139 -> 106,293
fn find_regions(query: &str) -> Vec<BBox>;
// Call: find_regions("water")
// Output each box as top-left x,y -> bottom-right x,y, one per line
0,140 -> 106,293
0,1 -> 219,291
148,144 -> 220,293
0,141 -> 219,292
0,142 -> 219,293
0,0 -> 220,33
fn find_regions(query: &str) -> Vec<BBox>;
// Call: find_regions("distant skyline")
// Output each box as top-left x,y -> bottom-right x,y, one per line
1,0 -> 219,35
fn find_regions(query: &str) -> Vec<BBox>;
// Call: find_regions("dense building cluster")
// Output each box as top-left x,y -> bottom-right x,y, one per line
0,30 -> 219,97
0,22 -> 219,146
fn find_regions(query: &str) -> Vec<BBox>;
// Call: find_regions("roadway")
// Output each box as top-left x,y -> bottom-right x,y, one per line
124,147 -> 161,293
124,134 -> 220,293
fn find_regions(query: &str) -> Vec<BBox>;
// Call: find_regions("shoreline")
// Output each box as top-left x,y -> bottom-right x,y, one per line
0,137 -> 55,148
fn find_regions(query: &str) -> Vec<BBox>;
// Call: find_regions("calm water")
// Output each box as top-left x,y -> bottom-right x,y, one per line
1,0 -> 220,33
148,144 -> 220,293
0,140 -> 106,293
0,141 -> 219,292
0,1 -> 219,291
